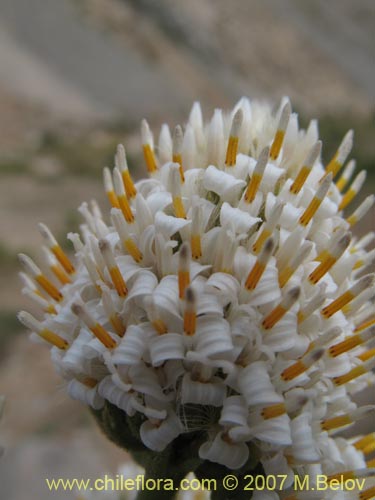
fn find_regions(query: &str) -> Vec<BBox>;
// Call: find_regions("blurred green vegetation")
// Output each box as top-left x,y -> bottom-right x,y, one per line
0,242 -> 20,269
0,310 -> 23,359
0,158 -> 30,175
38,127 -> 142,178
39,130 -> 119,177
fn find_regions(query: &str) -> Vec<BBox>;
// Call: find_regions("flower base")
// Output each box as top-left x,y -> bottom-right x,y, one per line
92,401 -> 263,499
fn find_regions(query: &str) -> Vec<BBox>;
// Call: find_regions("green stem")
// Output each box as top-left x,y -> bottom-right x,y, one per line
91,404 -> 206,499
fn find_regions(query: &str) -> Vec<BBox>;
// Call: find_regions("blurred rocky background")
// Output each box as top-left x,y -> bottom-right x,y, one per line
0,0 -> 374,498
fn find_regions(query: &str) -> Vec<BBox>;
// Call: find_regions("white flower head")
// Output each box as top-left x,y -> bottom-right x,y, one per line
18,98 -> 375,497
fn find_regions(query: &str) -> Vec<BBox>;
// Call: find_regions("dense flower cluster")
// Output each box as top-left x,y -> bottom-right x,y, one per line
18,98 -> 375,498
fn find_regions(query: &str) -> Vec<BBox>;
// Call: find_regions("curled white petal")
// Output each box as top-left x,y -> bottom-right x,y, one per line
203,165 -> 246,201
154,211 -> 191,238
219,395 -> 249,428
140,412 -> 183,452
220,202 -> 260,234
193,317 -> 233,358
180,373 -> 226,407
98,375 -> 134,414
290,412 -> 320,463
205,272 -> 241,307
199,432 -> 249,469
112,325 -> 149,366
261,451 -> 294,489
67,379 -> 104,410
250,413 -> 292,446
149,334 -> 185,367
239,361 -> 283,406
